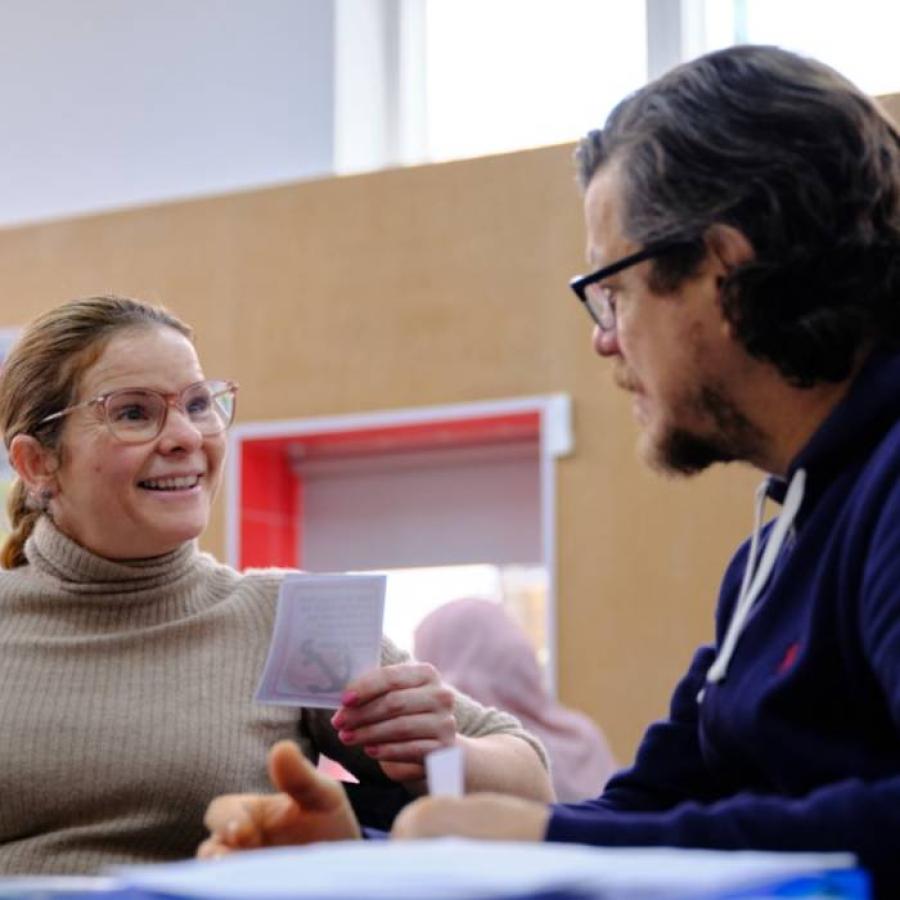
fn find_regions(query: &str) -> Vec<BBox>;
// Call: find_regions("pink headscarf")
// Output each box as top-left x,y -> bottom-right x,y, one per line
414,598 -> 617,802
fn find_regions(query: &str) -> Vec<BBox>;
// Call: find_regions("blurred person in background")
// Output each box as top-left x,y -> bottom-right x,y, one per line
414,598 -> 616,802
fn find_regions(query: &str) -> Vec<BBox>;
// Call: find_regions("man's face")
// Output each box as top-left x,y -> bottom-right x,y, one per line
583,166 -> 765,475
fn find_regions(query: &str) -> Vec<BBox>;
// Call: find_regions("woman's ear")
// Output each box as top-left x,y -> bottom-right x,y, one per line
9,434 -> 59,498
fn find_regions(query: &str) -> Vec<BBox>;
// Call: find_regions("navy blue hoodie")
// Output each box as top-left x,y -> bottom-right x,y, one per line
547,349 -> 900,897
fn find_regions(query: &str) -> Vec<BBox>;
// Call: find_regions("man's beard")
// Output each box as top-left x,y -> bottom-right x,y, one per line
643,384 -> 765,476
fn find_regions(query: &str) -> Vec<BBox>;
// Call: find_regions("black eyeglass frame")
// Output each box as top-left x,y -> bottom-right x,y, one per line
568,241 -> 689,331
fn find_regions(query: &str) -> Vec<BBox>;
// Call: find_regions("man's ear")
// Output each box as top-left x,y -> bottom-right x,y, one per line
704,225 -> 755,341
9,434 -> 60,496
706,224 -> 755,275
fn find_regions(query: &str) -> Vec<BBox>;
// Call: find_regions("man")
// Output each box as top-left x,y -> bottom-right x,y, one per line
200,45 -> 900,895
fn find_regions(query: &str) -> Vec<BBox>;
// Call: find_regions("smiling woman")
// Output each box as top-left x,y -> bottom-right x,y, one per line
0,296 -> 550,875
9,325 -> 230,561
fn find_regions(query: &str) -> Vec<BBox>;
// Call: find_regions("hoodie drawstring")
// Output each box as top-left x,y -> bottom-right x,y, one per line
703,468 -> 807,690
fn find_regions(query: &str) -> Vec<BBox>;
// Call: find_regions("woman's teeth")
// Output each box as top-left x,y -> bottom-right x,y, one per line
139,475 -> 200,491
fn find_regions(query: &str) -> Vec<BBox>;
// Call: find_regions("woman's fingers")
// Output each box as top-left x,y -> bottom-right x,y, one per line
329,663 -> 460,782
331,663 -> 455,753
339,663 -> 442,710
333,684 -> 454,731
339,712 -> 456,752
363,737 -> 445,762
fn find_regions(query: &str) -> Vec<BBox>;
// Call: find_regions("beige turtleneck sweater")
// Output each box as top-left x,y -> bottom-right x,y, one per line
0,517 -> 540,875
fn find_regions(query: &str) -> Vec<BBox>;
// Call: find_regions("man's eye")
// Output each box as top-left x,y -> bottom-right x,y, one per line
596,285 -> 618,310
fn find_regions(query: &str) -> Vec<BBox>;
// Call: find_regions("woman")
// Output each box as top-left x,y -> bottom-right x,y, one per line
415,599 -> 616,803
0,296 -> 550,874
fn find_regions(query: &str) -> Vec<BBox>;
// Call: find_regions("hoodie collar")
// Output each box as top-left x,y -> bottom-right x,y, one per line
768,348 -> 900,505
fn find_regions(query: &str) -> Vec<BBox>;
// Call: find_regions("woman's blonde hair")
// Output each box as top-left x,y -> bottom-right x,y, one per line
0,295 -> 192,568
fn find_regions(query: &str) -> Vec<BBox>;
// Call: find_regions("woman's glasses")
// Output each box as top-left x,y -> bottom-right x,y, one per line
37,379 -> 238,444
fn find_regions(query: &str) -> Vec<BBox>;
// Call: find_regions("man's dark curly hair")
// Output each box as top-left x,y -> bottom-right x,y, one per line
576,44 -> 900,387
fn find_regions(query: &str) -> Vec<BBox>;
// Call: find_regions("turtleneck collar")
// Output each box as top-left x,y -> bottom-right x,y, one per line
25,516 -> 200,597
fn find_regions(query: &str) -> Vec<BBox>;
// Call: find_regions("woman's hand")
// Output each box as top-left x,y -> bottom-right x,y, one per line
197,740 -> 360,859
330,662 -> 457,785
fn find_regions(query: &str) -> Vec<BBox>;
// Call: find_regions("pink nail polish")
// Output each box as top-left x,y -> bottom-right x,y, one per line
339,729 -> 354,743
331,711 -> 345,728
364,745 -> 379,757
341,690 -> 359,706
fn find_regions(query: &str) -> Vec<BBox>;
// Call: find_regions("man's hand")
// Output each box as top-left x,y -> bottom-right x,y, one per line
330,662 -> 457,784
197,740 -> 361,859
391,793 -> 551,841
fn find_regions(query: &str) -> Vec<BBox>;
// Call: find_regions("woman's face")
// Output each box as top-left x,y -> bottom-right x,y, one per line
49,325 -> 227,559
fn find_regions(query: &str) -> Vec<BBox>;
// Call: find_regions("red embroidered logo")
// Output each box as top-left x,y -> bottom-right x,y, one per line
777,641 -> 800,674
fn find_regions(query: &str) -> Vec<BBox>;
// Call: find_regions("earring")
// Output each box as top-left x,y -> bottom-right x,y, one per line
38,487 -> 55,511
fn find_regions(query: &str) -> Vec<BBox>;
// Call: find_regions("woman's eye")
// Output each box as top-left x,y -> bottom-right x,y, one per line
186,394 -> 212,416
112,403 -> 151,422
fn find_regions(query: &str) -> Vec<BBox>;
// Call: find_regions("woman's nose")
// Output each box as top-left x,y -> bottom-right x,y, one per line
157,406 -> 204,451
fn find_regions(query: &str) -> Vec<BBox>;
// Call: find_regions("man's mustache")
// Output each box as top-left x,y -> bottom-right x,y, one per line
613,364 -> 642,394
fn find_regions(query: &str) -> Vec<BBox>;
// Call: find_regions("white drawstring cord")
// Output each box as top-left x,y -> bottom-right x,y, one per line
703,468 -> 807,687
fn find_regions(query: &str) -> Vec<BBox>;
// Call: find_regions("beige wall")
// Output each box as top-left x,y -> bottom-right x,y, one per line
0,140 -> 789,764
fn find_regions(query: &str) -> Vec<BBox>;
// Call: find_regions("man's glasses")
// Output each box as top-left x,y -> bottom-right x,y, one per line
37,379 -> 238,444
569,241 -> 686,332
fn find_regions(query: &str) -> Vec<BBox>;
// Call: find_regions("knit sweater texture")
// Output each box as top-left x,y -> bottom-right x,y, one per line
0,518 -> 539,874
547,349 -> 900,897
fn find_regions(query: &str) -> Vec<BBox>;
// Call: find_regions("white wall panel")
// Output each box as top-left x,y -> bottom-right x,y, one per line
0,0 -> 334,226
299,441 -> 541,572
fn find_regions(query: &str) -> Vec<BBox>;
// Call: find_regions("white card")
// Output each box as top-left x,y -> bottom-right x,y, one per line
425,745 -> 464,797
255,573 -> 386,709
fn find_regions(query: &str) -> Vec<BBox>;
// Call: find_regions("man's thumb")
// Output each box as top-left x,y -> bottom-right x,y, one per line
268,740 -> 342,812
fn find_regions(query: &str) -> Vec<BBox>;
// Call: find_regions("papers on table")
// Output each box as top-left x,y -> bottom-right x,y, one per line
0,875 -> 118,896
255,574 -> 386,709
425,745 -> 464,797
113,840 -> 865,900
